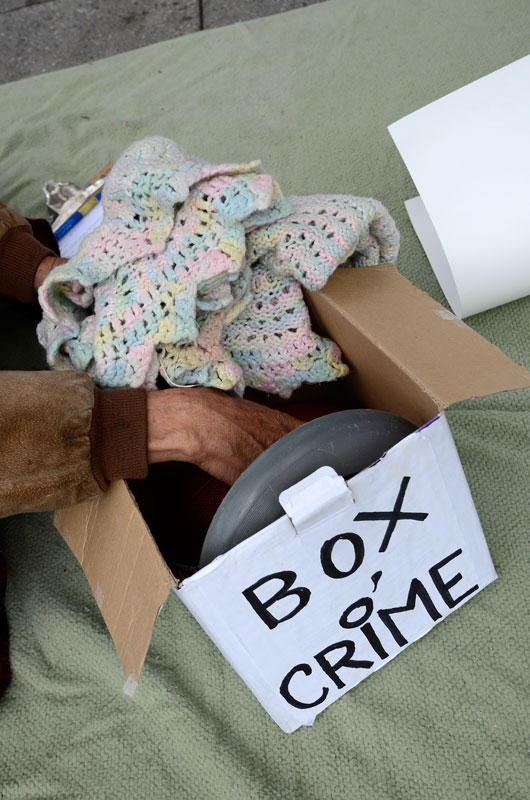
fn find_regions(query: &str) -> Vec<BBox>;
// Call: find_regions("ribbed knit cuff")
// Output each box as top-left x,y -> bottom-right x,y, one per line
89,387 -> 149,489
0,225 -> 55,304
27,218 -> 60,256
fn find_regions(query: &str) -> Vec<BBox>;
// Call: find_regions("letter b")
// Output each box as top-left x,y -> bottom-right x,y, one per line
242,571 -> 311,629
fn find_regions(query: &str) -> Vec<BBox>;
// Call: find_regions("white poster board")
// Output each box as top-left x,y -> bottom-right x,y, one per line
388,53 -> 530,318
178,415 -> 496,733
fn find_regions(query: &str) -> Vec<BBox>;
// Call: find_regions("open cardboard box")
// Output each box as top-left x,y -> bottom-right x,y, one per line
53,263 -> 530,698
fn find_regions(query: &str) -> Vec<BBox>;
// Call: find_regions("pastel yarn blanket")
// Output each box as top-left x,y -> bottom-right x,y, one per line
37,136 -> 399,397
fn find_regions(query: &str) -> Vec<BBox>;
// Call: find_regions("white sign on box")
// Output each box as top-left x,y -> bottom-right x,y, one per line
388,53 -> 530,318
178,415 -> 496,733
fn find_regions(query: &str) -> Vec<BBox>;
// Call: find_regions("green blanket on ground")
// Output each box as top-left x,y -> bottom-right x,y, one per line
1,1 -> 529,797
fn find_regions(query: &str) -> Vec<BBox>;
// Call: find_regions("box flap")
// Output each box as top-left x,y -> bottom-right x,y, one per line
54,479 -> 175,683
308,264 -> 530,425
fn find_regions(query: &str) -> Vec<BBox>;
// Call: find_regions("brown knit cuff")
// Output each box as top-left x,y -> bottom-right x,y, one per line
0,225 -> 55,303
89,387 -> 149,489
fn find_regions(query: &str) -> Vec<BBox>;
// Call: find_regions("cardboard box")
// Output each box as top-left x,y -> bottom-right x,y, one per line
53,263 -> 530,711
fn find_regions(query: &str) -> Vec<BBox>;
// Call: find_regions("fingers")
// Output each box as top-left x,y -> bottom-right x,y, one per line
34,256 -> 68,290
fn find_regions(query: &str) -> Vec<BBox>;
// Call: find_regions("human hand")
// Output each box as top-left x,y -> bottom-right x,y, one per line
147,387 -> 302,485
34,255 -> 68,290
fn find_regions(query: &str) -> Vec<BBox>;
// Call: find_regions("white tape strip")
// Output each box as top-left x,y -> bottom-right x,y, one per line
122,674 -> 138,698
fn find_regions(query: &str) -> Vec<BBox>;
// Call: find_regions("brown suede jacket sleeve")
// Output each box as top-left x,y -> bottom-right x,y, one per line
0,202 -> 148,518
0,202 -> 56,303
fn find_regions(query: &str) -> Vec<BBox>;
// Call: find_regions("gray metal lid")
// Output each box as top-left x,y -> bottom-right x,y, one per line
199,409 -> 415,567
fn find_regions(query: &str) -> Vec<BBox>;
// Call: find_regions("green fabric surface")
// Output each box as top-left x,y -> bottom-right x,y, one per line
1,0 -> 529,797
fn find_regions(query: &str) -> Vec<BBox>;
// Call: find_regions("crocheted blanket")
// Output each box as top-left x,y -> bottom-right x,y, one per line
37,136 -> 399,397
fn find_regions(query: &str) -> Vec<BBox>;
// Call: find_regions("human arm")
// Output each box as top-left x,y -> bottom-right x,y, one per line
0,373 -> 300,518
0,201 -> 63,303
0,202 -> 148,517
0,202 -> 300,517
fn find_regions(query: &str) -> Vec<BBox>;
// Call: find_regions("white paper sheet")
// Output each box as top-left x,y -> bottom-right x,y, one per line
405,196 -> 464,317
58,201 -> 104,258
389,54 -> 530,318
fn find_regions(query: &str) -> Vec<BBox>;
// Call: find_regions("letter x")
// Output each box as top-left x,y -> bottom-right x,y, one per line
354,476 -> 428,553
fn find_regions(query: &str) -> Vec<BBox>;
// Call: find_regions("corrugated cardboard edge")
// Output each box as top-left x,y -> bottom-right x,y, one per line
308,264 -> 530,425
54,480 -> 175,682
